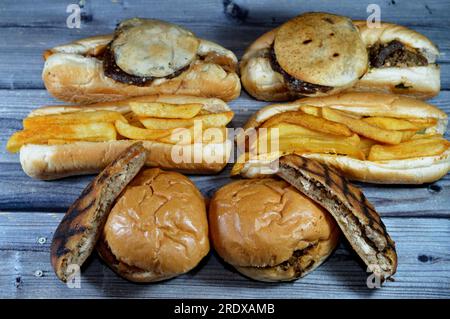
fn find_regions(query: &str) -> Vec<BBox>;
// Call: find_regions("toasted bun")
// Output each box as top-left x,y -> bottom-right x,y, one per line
353,21 -> 439,61
240,29 -> 292,101
274,13 -> 367,87
97,168 -> 209,282
51,143 -> 146,282
209,178 -> 340,281
347,21 -> 440,98
43,20 -> 241,103
240,20 -> 440,101
349,65 -> 440,99
43,54 -> 240,104
276,155 -> 397,280
18,95 -> 232,180
238,93 -> 449,184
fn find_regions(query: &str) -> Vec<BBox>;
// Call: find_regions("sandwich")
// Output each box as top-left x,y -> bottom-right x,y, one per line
210,155 -> 397,282
349,21 -> 440,99
51,143 -> 209,283
240,12 -> 368,101
209,177 -> 341,282
51,143 -> 148,282
240,14 -> 439,102
232,92 -> 450,184
6,95 -> 233,180
43,18 -> 241,104
97,167 -> 209,282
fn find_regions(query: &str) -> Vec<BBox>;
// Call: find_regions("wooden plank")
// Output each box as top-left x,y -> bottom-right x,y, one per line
0,213 -> 448,299
0,90 -> 449,217
0,0 -> 449,89
0,0 -> 448,27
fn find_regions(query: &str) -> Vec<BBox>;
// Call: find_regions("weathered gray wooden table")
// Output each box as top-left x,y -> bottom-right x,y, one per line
0,0 -> 449,299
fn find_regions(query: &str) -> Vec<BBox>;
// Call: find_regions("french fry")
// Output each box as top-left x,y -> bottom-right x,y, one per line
368,137 -> 450,161
157,127 -> 199,145
261,111 -> 353,136
6,123 -> 116,153
299,105 -> 321,116
115,120 -> 171,140
261,123 -> 360,144
140,112 -> 234,129
130,102 -> 203,119
400,130 -> 417,142
23,111 -> 127,129
322,107 -> 403,144
276,136 -> 365,160
362,117 -> 419,131
406,117 -> 438,129
359,137 -> 378,157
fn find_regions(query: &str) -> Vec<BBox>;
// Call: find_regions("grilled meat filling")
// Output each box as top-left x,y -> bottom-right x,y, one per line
102,43 -> 190,86
369,40 -> 428,68
268,46 -> 333,95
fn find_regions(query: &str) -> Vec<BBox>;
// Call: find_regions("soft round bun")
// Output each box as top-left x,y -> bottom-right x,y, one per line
97,168 -> 209,282
209,178 -> 340,282
274,13 -> 367,87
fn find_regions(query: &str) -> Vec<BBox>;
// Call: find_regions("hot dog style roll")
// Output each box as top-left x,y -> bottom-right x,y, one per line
240,12 -> 368,101
241,13 -> 439,102
43,18 -> 241,103
232,92 -> 450,184
7,95 -> 233,180
349,21 -> 440,99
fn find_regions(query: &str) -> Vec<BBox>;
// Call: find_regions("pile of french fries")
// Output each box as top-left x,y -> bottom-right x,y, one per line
6,102 -> 233,153
235,105 -> 449,170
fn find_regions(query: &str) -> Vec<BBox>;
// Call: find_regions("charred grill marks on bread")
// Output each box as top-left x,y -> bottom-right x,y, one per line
50,142 -> 147,282
275,155 -> 397,281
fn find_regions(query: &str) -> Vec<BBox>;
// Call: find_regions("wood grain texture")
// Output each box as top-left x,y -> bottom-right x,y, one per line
0,213 -> 449,299
0,0 -> 449,299
0,0 -> 449,89
0,90 -> 449,216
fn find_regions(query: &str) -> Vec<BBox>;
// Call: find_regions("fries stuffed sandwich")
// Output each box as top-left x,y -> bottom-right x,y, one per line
232,92 -> 450,184
7,95 -> 233,180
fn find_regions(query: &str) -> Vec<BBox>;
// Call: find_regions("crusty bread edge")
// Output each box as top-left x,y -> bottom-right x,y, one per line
240,22 -> 439,101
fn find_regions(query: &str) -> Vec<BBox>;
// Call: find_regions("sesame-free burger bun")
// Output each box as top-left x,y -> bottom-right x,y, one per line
97,168 -> 209,282
209,178 -> 340,282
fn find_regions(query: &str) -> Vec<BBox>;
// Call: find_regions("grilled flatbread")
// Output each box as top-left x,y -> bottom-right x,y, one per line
50,142 -> 147,282
275,155 -> 397,280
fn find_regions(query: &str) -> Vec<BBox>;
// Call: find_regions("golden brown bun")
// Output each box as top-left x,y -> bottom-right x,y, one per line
42,21 -> 241,103
43,54 -> 241,104
209,178 -> 340,282
240,29 -> 291,101
97,168 -> 209,282
238,93 -> 450,184
19,95 -> 232,180
274,13 -> 367,87
347,21 -> 440,99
